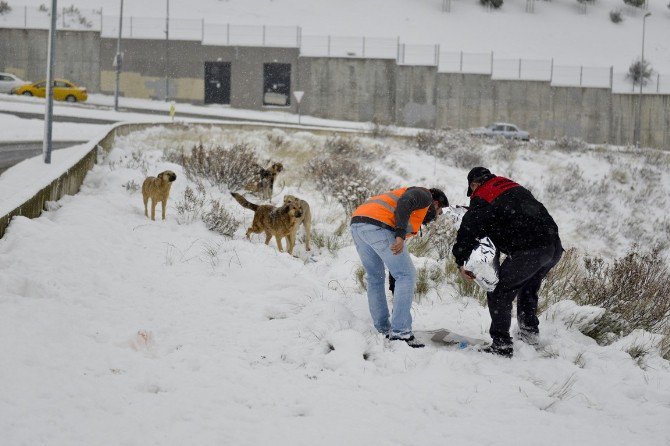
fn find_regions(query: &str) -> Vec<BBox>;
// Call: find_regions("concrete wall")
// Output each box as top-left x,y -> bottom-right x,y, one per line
0,29 -> 100,91
100,38 -> 300,110
297,57 -> 396,123
395,65 -> 438,128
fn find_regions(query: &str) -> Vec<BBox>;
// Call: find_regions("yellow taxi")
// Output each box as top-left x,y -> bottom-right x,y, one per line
13,78 -> 88,102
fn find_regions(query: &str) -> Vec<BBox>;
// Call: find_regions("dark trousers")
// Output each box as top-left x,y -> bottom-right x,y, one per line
488,237 -> 563,346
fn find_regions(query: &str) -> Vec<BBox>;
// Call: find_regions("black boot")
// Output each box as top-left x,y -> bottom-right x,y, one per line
481,342 -> 513,358
388,334 -> 425,348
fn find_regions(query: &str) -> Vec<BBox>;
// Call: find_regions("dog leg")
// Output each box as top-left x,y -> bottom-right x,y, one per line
143,195 -> 149,218
304,221 -> 311,251
264,232 -> 272,245
246,228 -> 253,239
275,235 -> 284,252
151,199 -> 157,221
161,199 -> 167,220
286,233 -> 295,255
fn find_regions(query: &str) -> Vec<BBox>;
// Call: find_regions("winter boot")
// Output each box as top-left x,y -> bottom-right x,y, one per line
481,342 -> 513,358
388,334 -> 425,349
515,329 -> 540,346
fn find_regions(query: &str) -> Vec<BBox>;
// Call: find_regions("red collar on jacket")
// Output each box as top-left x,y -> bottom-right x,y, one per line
470,176 -> 520,203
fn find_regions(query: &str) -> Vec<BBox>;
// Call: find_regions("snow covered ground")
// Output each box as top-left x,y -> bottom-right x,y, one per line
1,0 -> 669,74
1,122 -> 669,445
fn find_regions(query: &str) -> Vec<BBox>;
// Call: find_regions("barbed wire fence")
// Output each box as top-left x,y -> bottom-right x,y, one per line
0,6 -> 667,94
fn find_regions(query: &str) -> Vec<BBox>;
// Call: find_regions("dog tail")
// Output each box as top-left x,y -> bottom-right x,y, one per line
231,192 -> 258,211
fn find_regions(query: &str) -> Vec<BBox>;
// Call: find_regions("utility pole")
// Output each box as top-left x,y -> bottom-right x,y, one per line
43,0 -> 58,164
114,0 -> 124,111
164,0 -> 169,102
635,12 -> 651,148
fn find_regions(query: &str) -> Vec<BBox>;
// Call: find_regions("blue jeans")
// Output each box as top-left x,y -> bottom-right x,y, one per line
350,222 -> 416,338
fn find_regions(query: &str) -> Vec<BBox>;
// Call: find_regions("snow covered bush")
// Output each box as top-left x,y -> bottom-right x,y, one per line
307,156 -> 389,215
553,136 -> 587,153
202,199 -> 240,237
324,136 -> 371,160
626,58 -> 653,87
0,1 -> 11,15
449,147 -> 484,169
175,184 -> 206,224
609,9 -> 623,23
623,0 -> 645,7
480,0 -> 504,8
169,143 -> 260,192
369,118 -> 392,139
415,130 -> 445,155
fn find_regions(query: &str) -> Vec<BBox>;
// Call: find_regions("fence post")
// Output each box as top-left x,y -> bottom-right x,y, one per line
297,26 -> 302,48
518,59 -> 522,79
62,7 -> 65,28
24,5 -> 27,28
327,35 -> 331,57
201,18 -> 204,42
610,66 -> 613,89
226,24 -> 230,45
657,73 -> 660,93
262,25 -> 266,46
130,16 -> 133,37
580,66 -> 583,86
459,51 -> 463,72
362,37 -> 365,57
435,44 -> 439,67
396,36 -> 400,63
490,51 -> 494,75
550,58 -> 554,82
402,44 -> 406,64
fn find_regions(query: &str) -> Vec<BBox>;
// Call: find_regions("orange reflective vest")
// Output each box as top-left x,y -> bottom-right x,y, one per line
352,188 -> 429,238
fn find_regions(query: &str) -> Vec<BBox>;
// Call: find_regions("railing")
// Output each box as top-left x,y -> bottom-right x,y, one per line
1,6 -> 669,94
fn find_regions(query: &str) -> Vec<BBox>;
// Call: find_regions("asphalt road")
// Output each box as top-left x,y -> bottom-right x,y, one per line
0,140 -> 87,174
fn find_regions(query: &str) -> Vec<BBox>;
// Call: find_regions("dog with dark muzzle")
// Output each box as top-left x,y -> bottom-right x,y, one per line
142,170 -> 177,220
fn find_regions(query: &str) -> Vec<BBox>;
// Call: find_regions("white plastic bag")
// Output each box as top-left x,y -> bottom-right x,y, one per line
463,237 -> 499,292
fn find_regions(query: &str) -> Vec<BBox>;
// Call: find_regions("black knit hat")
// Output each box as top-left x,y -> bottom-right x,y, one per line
429,188 -> 449,208
466,167 -> 493,197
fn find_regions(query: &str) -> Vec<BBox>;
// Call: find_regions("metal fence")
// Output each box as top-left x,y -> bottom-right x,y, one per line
1,6 -> 669,94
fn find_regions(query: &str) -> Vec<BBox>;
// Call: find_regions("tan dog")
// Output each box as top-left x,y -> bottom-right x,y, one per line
142,170 -> 177,220
245,162 -> 283,200
231,192 -> 302,254
283,194 -> 312,251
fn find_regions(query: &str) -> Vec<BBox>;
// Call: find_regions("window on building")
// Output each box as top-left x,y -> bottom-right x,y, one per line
263,63 -> 291,106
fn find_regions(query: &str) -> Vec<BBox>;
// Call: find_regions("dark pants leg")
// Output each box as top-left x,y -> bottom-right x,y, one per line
389,273 -> 396,295
487,237 -> 563,346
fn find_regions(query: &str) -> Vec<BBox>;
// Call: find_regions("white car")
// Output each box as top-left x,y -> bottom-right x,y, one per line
470,122 -> 530,141
0,72 -> 29,94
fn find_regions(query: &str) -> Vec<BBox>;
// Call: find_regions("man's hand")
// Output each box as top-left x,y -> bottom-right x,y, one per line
459,266 -> 476,282
390,237 -> 405,255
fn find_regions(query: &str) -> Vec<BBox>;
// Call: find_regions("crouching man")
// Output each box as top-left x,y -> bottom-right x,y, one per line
453,167 -> 563,358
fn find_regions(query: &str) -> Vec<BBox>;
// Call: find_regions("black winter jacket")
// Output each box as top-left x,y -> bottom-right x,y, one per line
452,176 -> 559,266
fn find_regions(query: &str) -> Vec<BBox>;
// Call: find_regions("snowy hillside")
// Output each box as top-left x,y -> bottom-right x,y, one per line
1,0 -> 669,73
0,123 -> 669,445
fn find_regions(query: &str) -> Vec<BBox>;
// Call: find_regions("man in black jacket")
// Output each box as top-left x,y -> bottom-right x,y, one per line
452,167 -> 563,358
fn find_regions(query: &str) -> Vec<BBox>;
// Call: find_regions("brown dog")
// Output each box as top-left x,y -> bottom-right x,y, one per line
245,162 -> 283,200
231,192 -> 302,254
142,170 -> 177,220
283,194 -> 312,251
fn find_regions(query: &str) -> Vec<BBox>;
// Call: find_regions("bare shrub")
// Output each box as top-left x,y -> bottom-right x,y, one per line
168,143 -> 260,191
449,147 -> 484,169
554,137 -> 587,153
311,228 -> 345,254
0,1 -> 11,15
415,130 -> 445,155
175,185 -> 206,224
415,264 -> 445,300
407,217 -> 457,261
307,156 -> 390,215
609,9 -> 623,23
324,136 -> 369,159
574,245 -> 670,341
538,248 -> 583,313
202,200 -> 240,237
266,129 -> 287,150
122,179 -> 140,193
627,58 -> 653,87
354,265 -> 367,292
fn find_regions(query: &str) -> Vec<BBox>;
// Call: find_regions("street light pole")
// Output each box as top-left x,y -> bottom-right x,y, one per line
164,0 -> 169,102
43,0 -> 58,164
635,12 -> 651,148
114,0 -> 123,112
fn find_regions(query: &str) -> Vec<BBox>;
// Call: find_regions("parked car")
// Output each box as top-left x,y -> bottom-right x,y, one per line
13,78 -> 88,102
0,72 -> 29,94
470,122 -> 530,141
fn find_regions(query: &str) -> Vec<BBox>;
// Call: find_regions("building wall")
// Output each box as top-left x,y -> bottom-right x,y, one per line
297,57 -> 396,124
1,28 -> 669,149
0,28 -> 100,90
